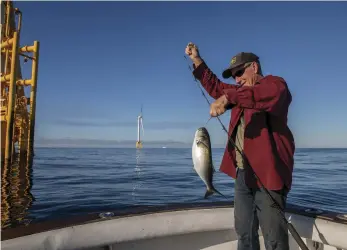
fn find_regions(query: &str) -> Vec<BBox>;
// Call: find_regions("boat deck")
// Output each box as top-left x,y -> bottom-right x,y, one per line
2,202 -> 347,250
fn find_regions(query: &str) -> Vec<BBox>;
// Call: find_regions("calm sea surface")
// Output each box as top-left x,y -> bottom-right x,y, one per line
1,147 -> 347,229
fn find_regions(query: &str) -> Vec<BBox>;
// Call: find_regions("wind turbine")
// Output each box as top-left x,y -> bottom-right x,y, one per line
136,105 -> 144,149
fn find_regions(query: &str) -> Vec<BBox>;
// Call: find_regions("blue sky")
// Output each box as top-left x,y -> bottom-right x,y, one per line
17,1 -> 347,148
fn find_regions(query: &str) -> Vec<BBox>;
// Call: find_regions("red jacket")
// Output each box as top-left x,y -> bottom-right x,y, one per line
193,62 -> 295,191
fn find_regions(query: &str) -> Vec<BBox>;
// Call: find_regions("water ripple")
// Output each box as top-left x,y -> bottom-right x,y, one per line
1,147 -> 347,229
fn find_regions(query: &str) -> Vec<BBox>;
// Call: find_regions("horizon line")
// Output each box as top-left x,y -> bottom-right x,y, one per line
34,138 -> 347,149
34,145 -> 347,149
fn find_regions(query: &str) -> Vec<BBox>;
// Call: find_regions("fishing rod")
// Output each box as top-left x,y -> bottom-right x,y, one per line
184,55 -> 309,250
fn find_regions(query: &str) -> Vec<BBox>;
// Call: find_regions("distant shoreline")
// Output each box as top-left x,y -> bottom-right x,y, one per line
34,146 -> 347,150
33,138 -> 347,150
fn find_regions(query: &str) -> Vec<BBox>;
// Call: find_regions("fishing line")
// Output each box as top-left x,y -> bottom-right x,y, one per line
184,55 -> 309,250
205,116 -> 212,126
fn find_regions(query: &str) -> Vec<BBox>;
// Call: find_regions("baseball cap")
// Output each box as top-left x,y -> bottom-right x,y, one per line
222,52 -> 259,79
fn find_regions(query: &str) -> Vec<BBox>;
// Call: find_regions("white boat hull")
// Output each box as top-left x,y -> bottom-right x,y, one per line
1,203 -> 347,250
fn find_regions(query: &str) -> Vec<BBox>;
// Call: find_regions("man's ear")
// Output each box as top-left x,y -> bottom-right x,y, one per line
251,61 -> 259,74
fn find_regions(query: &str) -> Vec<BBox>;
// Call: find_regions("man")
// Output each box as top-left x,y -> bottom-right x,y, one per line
185,42 -> 295,250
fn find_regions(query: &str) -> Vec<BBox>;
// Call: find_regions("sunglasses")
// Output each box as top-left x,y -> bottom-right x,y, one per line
231,62 -> 253,79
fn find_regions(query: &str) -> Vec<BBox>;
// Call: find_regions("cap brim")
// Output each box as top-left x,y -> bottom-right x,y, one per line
222,61 -> 245,79
222,68 -> 233,79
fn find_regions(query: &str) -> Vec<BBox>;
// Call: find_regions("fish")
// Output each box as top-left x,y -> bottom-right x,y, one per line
192,127 -> 226,199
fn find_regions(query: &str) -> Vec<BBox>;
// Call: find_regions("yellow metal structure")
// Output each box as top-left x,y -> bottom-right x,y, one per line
1,0 -> 40,165
136,141 -> 142,149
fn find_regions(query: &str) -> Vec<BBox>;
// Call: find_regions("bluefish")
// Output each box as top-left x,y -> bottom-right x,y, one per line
192,127 -> 226,199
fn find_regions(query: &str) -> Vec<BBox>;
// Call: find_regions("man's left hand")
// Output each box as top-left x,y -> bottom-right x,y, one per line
210,95 -> 230,117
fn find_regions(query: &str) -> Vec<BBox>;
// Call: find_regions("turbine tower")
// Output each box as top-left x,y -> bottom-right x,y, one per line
136,105 -> 144,149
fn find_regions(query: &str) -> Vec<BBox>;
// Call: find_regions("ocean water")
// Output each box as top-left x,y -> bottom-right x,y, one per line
1,147 -> 347,229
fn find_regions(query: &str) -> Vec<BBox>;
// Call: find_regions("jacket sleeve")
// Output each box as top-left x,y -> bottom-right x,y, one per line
222,76 -> 291,116
193,61 -> 236,100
